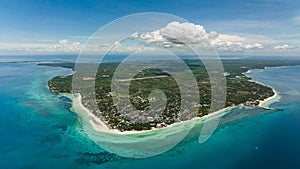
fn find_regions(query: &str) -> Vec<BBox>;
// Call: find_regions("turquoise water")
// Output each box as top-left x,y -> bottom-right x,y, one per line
1,57 -> 300,168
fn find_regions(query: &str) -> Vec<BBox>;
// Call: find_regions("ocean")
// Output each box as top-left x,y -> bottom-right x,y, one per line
0,55 -> 300,169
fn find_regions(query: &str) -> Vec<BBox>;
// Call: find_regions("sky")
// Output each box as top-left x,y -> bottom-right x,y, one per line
0,0 -> 299,56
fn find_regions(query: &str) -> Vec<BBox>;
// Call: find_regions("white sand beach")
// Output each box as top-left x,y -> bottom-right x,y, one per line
69,93 -> 233,135
65,67 -> 281,135
258,87 -> 280,108
69,86 -> 278,135
244,68 -> 281,109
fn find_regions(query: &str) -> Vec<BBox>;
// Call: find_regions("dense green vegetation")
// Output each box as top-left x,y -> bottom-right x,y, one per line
43,60 -> 300,131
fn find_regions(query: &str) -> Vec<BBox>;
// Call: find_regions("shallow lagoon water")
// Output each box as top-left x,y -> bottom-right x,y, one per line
1,57 -> 300,168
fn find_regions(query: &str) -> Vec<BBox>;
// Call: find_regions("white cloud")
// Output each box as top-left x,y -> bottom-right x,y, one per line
273,44 -> 297,50
130,32 -> 139,39
109,40 -> 159,54
132,21 -> 264,52
245,43 -> 264,49
217,34 -> 246,41
6,21 -> 299,55
113,41 -> 122,48
72,42 -> 81,46
0,39 -> 84,55
139,30 -> 165,43
0,39 -> 155,55
59,39 -> 69,44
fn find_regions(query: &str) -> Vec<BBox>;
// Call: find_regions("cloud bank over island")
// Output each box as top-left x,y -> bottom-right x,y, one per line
0,21 -> 298,56
132,21 -> 264,52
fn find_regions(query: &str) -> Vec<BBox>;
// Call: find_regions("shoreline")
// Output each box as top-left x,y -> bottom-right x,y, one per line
64,67 -> 282,135
244,67 -> 281,108
68,93 -> 235,135
258,87 -> 280,108
69,91 -> 279,136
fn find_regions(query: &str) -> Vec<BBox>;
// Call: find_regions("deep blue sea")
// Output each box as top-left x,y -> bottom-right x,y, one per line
0,55 -> 300,169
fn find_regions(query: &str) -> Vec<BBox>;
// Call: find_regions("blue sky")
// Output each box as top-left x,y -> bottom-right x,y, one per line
0,0 -> 299,56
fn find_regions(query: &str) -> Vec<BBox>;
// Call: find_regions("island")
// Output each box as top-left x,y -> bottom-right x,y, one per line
39,59 -> 300,132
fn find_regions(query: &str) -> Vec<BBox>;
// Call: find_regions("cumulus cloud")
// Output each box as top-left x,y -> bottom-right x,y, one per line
0,39 -> 157,55
59,39 -> 69,44
72,42 -> 81,46
131,21 -> 264,52
0,22 -> 274,55
217,34 -> 246,41
0,39 -> 84,55
130,32 -> 139,39
109,40 -> 159,54
273,44 -> 297,50
139,22 -> 212,46
113,41 -> 122,48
